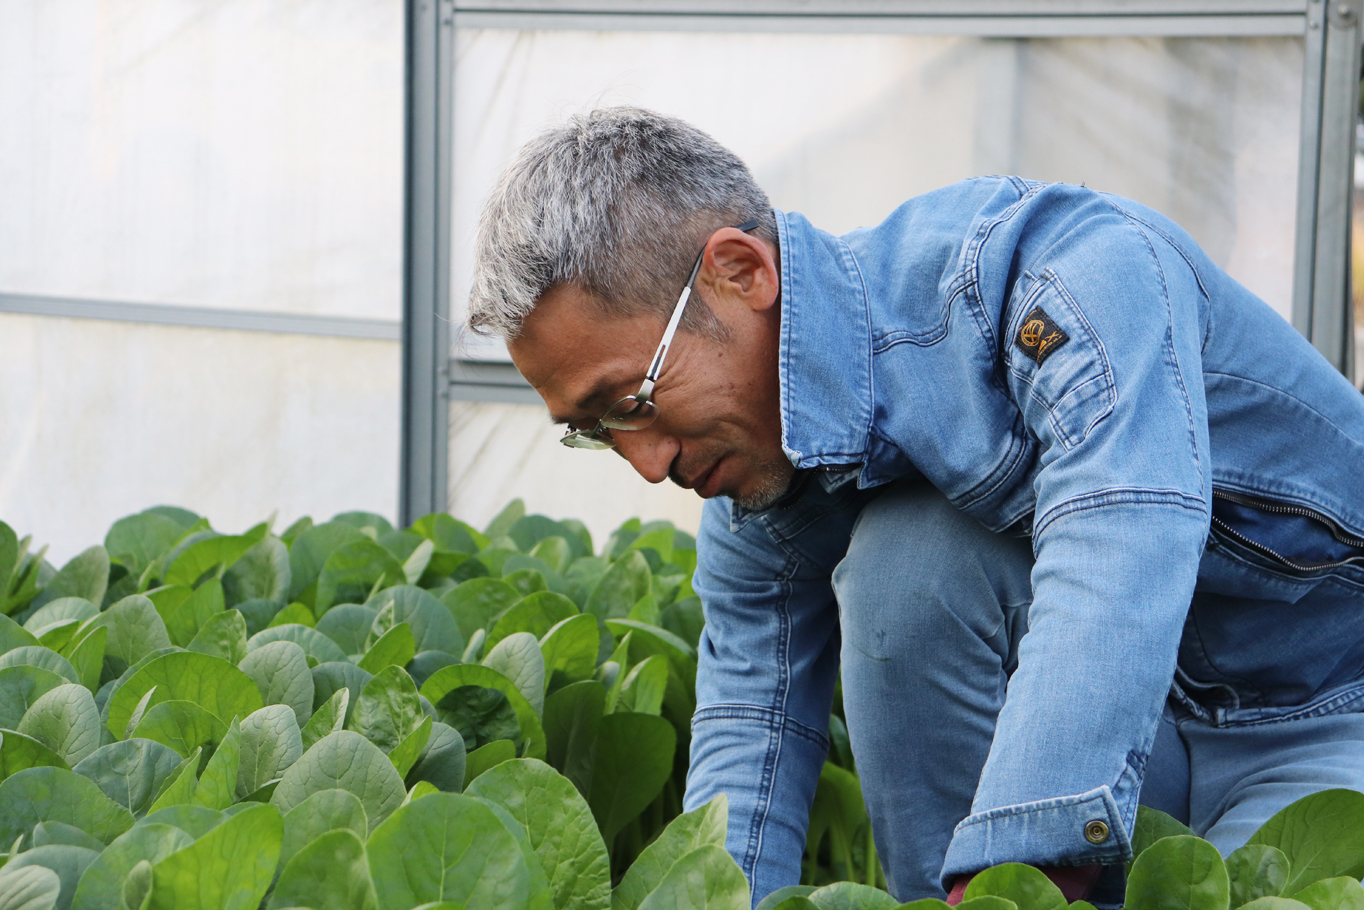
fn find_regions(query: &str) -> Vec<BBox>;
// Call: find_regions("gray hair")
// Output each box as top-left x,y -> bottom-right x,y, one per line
467,107 -> 777,340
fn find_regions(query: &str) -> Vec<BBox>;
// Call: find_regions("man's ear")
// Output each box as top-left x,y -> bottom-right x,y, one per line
703,229 -> 779,313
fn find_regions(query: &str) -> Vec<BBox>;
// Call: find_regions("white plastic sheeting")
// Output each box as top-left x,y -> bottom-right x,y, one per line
0,0 -> 404,560
447,28 -> 1304,540
0,0 -> 402,319
0,317 -> 401,561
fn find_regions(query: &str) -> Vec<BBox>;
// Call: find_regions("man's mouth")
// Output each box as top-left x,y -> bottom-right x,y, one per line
678,458 -> 720,493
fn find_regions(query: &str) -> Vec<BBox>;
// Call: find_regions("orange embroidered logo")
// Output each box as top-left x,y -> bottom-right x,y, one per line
1015,306 -> 1069,365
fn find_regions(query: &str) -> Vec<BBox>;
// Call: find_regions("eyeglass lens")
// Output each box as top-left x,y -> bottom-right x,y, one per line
599,397 -> 658,431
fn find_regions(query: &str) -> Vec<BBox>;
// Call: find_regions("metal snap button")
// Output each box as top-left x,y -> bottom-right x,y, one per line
1084,820 -> 1110,844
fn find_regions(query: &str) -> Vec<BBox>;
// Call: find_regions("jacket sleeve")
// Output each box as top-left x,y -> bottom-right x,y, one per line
684,487 -> 858,905
942,208 -> 1214,878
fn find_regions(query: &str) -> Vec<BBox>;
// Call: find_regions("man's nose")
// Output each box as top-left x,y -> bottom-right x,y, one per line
611,428 -> 677,485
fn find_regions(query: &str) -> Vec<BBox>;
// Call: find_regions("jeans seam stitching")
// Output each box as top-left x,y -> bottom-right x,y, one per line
1132,215 -> 1206,493
1203,372 -> 1356,445
761,493 -> 866,546
1044,373 -> 1112,451
956,790 -> 1113,827
831,232 -> 876,453
743,550 -> 801,880
1207,682 -> 1364,726
1034,488 -> 1206,540
1109,206 -> 1211,300
952,418 -> 1031,513
961,178 -> 1036,358
952,786 -> 1134,861
1037,268 -> 1117,451
691,706 -> 831,749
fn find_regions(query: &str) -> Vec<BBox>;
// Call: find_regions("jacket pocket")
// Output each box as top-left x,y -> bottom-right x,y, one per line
1211,488 -> 1364,575
1004,269 -> 1116,452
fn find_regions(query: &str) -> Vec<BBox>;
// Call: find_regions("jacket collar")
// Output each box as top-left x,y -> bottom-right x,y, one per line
775,209 -> 874,470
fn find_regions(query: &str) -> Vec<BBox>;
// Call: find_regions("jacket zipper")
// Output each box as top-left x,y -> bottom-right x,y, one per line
1210,489 -> 1364,571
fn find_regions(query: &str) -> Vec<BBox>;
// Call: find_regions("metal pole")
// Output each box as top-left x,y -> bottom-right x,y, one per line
1292,0 -> 1327,340
1311,0 -> 1361,379
1294,0 -> 1360,380
400,0 -> 454,526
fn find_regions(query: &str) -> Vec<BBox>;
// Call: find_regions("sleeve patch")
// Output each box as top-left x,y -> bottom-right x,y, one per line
1015,306 -> 1070,365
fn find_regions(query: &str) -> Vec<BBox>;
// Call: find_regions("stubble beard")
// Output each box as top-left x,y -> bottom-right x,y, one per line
729,458 -> 797,511
668,445 -> 797,511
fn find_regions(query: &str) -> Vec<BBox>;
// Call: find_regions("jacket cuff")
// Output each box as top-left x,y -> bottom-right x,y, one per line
940,786 -> 1132,886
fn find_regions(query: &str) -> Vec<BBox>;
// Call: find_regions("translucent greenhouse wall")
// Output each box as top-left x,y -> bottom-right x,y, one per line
0,6 -> 1331,561
446,28 -> 1305,541
0,0 -> 405,562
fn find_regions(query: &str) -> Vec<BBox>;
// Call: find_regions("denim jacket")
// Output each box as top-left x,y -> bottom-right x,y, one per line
683,177 -> 1364,898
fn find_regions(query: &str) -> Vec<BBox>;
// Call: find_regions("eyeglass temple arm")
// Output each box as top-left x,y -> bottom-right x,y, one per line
639,219 -> 761,398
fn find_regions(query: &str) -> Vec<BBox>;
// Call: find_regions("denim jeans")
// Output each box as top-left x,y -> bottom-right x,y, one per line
834,481 -> 1364,905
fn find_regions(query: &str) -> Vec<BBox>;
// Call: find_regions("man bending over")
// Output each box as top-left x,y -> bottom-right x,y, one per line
466,107 -> 1364,908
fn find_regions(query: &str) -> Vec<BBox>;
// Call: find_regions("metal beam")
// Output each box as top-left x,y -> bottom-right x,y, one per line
1293,0 -> 1360,380
1293,0 -> 1327,341
400,0 -> 456,526
448,360 -> 541,404
453,10 -> 1302,35
455,0 -> 1304,14
454,0 -> 1305,34
0,293 -> 400,340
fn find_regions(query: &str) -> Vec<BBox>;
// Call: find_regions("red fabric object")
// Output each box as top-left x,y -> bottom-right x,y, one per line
945,865 -> 1102,906
946,875 -> 972,906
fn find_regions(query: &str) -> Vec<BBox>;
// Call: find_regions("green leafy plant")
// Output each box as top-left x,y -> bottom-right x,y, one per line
1,503 -> 1363,910
0,502 -> 731,909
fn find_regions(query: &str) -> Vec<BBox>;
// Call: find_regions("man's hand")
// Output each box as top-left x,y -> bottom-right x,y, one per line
945,865 -> 1103,905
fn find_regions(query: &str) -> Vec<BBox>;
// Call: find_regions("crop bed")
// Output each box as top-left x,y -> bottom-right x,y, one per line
0,503 -> 1360,910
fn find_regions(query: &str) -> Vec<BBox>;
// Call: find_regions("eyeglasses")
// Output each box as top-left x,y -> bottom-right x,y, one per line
560,219 -> 761,450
